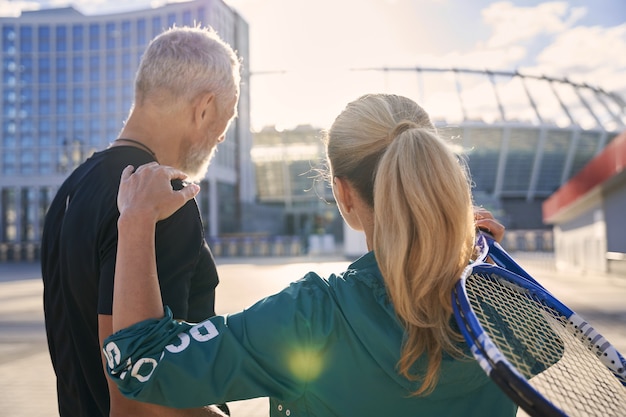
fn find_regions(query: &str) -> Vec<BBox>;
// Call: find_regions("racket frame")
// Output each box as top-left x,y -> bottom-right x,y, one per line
453,262 -> 626,417
453,264 -> 566,416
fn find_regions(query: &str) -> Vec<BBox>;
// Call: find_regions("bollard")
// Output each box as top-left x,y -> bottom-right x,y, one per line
242,237 -> 253,257
226,238 -> 238,257
289,236 -> 302,256
272,236 -> 285,256
209,238 -> 222,257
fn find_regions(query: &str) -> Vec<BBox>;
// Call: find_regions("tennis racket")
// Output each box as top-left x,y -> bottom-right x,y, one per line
473,230 -> 542,287
453,235 -> 626,417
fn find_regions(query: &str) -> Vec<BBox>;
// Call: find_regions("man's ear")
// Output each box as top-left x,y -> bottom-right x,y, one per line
194,92 -> 216,128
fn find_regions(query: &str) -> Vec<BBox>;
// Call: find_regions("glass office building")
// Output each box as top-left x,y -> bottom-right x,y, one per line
0,0 -> 253,260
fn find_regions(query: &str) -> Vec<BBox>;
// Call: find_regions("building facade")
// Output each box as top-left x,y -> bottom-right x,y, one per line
248,124 -> 340,254
0,0 -> 253,260
543,130 -> 626,276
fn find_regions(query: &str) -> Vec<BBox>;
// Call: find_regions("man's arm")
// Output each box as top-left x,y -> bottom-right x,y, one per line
99,314 -> 228,417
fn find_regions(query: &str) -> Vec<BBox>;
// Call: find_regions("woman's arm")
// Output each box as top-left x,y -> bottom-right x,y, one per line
112,163 -> 200,332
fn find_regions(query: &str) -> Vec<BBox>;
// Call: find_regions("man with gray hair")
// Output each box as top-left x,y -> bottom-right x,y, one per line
41,25 -> 240,417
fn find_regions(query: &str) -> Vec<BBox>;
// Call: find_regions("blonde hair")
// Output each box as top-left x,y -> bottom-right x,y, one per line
324,94 -> 475,395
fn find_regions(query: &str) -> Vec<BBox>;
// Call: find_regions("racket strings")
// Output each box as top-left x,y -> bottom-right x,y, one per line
466,272 -> 626,417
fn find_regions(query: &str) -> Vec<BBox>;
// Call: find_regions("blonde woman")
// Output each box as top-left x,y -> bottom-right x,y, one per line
105,94 -> 515,417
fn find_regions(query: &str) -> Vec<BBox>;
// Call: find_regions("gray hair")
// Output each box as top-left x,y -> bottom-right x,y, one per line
135,25 -> 241,110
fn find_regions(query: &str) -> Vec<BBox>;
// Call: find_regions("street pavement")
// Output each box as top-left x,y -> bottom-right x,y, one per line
0,253 -> 624,417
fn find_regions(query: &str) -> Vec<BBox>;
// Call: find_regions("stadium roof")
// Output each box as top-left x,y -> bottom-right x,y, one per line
354,67 -> 626,133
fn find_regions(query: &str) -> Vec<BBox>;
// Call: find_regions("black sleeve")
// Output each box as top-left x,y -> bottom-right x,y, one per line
154,198 -> 212,321
97,175 -> 217,320
97,208 -> 120,316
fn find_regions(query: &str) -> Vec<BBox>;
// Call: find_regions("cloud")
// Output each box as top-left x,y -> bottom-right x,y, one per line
482,1 -> 586,48
531,24 -> 626,93
405,2 -> 591,72
0,1 -> 40,17
412,45 -> 527,71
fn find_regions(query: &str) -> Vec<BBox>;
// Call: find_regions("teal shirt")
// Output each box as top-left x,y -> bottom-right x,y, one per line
105,252 -> 516,417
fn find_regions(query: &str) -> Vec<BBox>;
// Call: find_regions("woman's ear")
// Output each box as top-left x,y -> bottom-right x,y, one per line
333,176 -> 353,214
333,176 -> 368,232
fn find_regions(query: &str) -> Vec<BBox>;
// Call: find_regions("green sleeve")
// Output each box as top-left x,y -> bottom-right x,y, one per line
104,273 -> 332,408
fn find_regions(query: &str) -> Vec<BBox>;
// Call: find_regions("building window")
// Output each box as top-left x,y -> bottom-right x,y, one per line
137,19 -> 147,46
72,118 -> 85,139
21,133 -> 34,148
182,10 -> 193,26
20,150 -> 35,174
39,87 -> 51,115
89,23 -> 100,50
56,56 -> 67,83
72,56 -> 83,82
38,26 -> 51,52
39,119 -> 52,146
3,73 -> 15,86
72,87 -> 84,114
106,53 -> 115,81
55,26 -> 67,52
89,86 -> 100,113
21,90 -> 33,117
56,118 -> 67,141
106,87 -> 116,112
121,52 -> 131,79
2,134 -> 16,148
89,55 -> 100,82
106,22 -> 116,49
3,151 -> 17,175
72,25 -> 84,51
3,120 -> 16,135
2,103 -> 15,118
89,117 -> 100,131
39,87 -> 51,101
39,151 -> 53,174
2,63 -> 16,84
56,87 -> 67,114
197,7 -> 206,25
2,26 -> 16,53
38,56 -> 51,83
2,89 -> 15,104
20,56 -> 33,83
152,16 -> 162,37
19,26 -> 33,53
105,116 -> 117,138
121,21 -> 131,48
167,13 -> 176,28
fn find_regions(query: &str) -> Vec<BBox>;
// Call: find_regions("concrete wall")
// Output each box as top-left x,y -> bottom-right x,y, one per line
604,177 -> 626,254
553,207 -> 607,274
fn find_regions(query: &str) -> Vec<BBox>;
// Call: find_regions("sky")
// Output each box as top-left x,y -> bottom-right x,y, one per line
2,0 -> 626,131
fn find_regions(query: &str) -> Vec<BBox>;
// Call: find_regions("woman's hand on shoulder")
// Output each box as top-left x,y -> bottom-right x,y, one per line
118,162 -> 200,223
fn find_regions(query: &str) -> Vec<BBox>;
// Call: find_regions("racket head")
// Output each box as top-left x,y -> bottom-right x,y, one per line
452,263 -> 626,417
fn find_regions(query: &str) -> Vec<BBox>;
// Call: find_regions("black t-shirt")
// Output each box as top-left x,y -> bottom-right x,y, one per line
41,146 -> 219,417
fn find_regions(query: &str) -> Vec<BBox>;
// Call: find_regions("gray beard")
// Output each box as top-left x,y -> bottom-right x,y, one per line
181,146 -> 215,182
